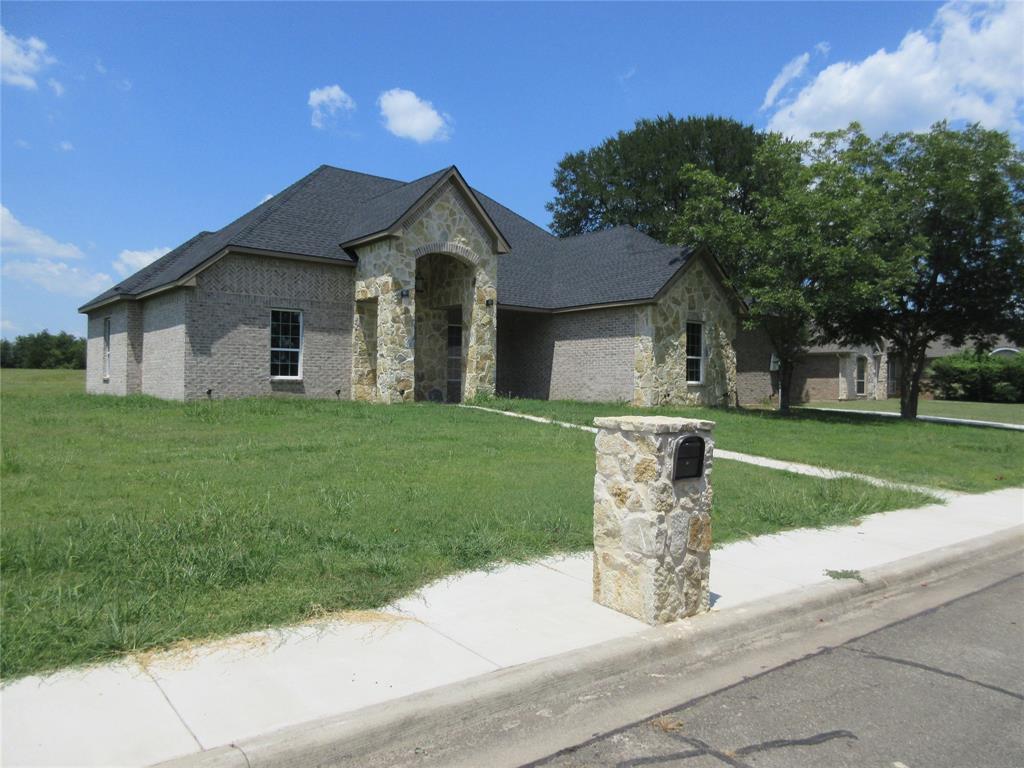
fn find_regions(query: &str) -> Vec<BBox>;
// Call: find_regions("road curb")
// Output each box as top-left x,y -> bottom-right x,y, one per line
153,525 -> 1024,768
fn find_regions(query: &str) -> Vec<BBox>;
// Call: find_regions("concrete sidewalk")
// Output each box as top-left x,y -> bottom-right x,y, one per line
801,405 -> 1024,431
3,488 -> 1021,768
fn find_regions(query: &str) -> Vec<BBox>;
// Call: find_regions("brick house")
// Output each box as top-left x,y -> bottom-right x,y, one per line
79,165 -> 746,406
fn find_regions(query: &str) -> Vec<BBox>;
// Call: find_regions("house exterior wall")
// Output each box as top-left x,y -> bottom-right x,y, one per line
496,310 -> 553,399
838,350 -> 887,400
141,290 -> 187,400
734,326 -> 777,406
791,355 -> 840,402
184,253 -> 354,400
352,182 -> 499,403
548,308 -> 635,402
633,259 -> 738,407
86,302 -> 129,395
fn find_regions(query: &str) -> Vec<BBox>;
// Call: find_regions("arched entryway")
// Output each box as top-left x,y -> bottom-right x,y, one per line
414,251 -> 476,403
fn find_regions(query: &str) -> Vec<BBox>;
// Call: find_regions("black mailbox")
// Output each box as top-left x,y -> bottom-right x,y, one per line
673,436 -> 705,480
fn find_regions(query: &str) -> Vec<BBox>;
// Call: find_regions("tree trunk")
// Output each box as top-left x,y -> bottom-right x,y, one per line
778,360 -> 795,414
898,347 -> 928,419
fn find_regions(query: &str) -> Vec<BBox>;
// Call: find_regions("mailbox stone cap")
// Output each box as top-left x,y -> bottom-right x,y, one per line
593,415 -> 715,434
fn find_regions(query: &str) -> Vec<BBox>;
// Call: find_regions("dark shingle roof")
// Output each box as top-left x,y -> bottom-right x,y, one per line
80,164 -> 698,312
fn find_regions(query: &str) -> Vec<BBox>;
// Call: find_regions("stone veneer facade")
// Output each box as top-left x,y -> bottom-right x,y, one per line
592,415 -> 714,624
352,183 -> 498,403
633,260 -> 738,407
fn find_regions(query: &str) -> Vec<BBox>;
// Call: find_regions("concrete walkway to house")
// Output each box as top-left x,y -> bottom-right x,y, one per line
800,405 -> 1024,432
460,404 -> 960,499
3,487 -> 1021,768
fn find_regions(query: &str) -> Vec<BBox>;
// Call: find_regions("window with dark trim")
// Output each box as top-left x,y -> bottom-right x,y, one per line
685,322 -> 703,384
856,356 -> 867,396
270,309 -> 302,378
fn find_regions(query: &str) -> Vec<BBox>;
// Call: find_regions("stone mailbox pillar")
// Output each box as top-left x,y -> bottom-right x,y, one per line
592,416 -> 715,624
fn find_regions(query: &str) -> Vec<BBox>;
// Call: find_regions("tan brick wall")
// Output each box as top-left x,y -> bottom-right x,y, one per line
141,289 -> 186,400
791,354 -> 840,402
549,308 -> 635,402
495,307 -> 635,402
185,253 -> 354,400
734,326 -> 777,406
86,302 -> 129,395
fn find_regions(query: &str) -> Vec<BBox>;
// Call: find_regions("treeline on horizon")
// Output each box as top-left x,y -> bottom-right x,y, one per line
1,331 -> 86,369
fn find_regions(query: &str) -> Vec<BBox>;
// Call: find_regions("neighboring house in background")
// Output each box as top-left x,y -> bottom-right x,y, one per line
736,334 -> 1021,406
79,165 -> 745,407
734,333 -> 888,406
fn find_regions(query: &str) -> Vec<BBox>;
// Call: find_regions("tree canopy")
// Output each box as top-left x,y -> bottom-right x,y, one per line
546,115 -> 763,241
0,330 -> 86,369
813,122 -> 1024,417
670,133 -> 864,411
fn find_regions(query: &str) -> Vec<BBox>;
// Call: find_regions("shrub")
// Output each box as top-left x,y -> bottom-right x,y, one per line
926,352 -> 1024,403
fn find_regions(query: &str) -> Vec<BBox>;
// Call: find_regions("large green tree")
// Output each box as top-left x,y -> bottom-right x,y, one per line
670,133 -> 865,412
546,115 -> 763,241
814,123 -> 1024,419
0,330 -> 86,369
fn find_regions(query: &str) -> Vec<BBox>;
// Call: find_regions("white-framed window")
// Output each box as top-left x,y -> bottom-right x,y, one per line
685,322 -> 703,384
102,317 -> 111,380
270,309 -> 302,379
856,356 -> 867,396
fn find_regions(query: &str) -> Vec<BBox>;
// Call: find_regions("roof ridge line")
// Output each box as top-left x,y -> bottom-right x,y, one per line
317,164 -> 408,185
361,166 -> 453,204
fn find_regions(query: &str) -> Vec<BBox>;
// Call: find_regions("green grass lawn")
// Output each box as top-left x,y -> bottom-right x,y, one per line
479,396 -> 1024,493
1,370 -> 933,678
802,398 -> 1024,425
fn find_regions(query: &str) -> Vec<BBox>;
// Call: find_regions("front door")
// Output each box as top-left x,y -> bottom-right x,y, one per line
446,307 -> 463,403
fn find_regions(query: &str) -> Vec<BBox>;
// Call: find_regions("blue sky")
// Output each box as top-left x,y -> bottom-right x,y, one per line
2,1 -> 1021,337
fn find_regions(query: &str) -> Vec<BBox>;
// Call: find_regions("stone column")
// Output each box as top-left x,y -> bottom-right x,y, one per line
593,416 -> 715,624
375,286 -> 415,404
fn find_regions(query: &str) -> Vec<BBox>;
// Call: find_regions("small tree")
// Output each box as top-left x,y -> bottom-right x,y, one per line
547,115 -> 763,241
670,134 -> 859,412
814,123 -> 1024,418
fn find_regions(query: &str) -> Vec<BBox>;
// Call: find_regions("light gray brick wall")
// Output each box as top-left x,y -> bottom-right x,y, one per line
86,302 -> 129,395
184,253 -> 355,399
549,308 -> 634,402
141,289 -> 187,400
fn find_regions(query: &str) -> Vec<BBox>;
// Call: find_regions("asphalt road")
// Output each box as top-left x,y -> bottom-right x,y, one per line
529,573 -> 1024,768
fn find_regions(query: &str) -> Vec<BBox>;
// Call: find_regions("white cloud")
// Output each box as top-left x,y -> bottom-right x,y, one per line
2,258 -> 112,298
766,1 -> 1024,138
814,41 -> 831,56
1,26 -> 55,89
618,65 -> 637,84
47,77 -> 64,96
112,246 -> 170,277
15,138 -> 30,149
0,207 -> 111,297
117,78 -> 132,92
2,319 -> 19,334
377,88 -> 451,143
94,59 -> 107,75
1,206 -> 85,260
260,193 -> 273,203
308,84 -> 355,129
57,140 -> 74,152
760,52 -> 810,111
